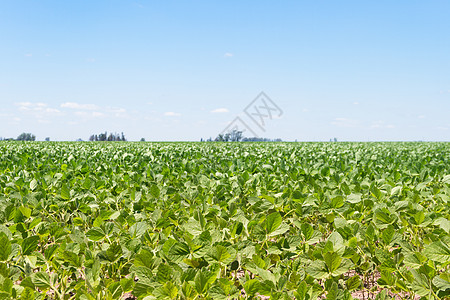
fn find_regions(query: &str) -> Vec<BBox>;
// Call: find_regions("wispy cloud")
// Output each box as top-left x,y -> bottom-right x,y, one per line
25,53 -> 32,57
353,102 -> 359,105
211,108 -> 229,113
331,117 -> 359,128
16,102 -> 61,114
17,102 -> 46,111
15,102 -> 63,123
370,120 -> 395,129
74,111 -> 105,118
224,52 -> 233,58
418,115 -> 426,119
164,112 -> 181,117
61,102 -> 99,110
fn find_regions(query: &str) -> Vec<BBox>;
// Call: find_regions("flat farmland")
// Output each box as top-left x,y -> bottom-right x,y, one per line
0,142 -> 449,299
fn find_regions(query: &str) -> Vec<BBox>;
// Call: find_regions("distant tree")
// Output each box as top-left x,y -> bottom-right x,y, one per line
214,130 -> 244,142
140,138 -> 145,142
89,131 -> 126,141
230,130 -> 243,142
45,137 -> 50,141
215,134 -> 224,142
17,133 -> 36,141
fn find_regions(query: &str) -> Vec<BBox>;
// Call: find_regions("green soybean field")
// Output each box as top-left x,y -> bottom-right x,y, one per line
0,142 -> 449,300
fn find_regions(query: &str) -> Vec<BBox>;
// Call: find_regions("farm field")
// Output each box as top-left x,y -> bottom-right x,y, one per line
0,142 -> 449,299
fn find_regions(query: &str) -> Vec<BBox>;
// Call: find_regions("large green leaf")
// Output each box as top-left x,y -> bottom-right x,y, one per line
22,236 -> 39,255
423,240 -> 450,264
86,227 -> 105,241
0,233 -> 11,261
32,272 -> 51,289
265,212 -> 282,235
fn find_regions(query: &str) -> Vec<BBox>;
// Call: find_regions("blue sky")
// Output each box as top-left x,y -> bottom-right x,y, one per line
0,0 -> 449,141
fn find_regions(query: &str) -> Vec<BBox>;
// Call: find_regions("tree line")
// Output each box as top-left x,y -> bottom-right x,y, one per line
0,133 -> 36,141
201,129 -> 282,142
89,132 -> 127,141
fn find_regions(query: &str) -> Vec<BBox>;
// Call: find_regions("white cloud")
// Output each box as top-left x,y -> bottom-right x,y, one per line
17,102 -> 47,111
107,107 -> 126,114
353,102 -> 359,105
25,54 -> 32,57
15,102 -> 63,123
74,111 -> 105,118
418,115 -> 426,119
61,102 -> 99,110
331,118 -> 359,128
224,53 -> 233,57
370,120 -> 395,129
210,108 -> 229,113
45,108 -> 61,114
164,112 -> 181,117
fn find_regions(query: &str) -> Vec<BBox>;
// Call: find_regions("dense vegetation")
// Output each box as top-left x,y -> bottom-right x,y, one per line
0,142 -> 449,299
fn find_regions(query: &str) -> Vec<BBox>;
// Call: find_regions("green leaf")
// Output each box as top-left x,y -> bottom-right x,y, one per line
301,223 -> 313,240
0,233 -> 11,261
243,279 -> 261,297
29,179 -> 38,191
256,266 -> 277,284
32,272 -> 51,289
346,275 -> 361,291
129,221 -> 148,238
265,212 -> 282,235
165,240 -> 190,263
98,242 -> 123,262
150,184 -> 160,198
156,263 -> 172,284
433,217 -> 450,233
390,186 -> 402,196
19,206 -> 32,219
295,281 -> 308,300
194,269 -> 217,295
326,231 -> 345,255
62,250 -> 81,267
306,260 -> 328,279
20,287 -> 35,300
153,281 -> 178,299
61,184 -> 70,200
205,245 -> 232,264
433,274 -> 450,292
326,281 -> 338,300
423,240 -> 450,264
323,252 -> 342,273
347,193 -> 361,204
411,269 -> 432,297
442,174 -> 450,184
86,227 -> 105,241
381,224 -> 395,245
22,236 -> 39,255
120,278 -> 134,293
269,222 -> 289,237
